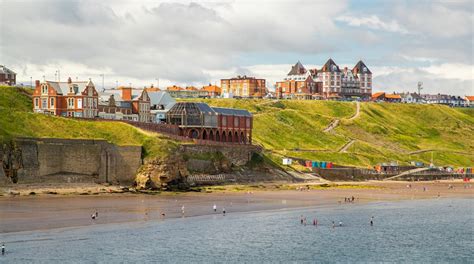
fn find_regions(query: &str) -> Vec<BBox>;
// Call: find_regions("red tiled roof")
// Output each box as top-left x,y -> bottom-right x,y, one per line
465,96 -> 474,101
385,94 -> 401,99
371,92 -> 385,99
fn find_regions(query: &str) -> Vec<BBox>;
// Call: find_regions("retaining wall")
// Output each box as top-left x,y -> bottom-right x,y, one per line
2,138 -> 142,185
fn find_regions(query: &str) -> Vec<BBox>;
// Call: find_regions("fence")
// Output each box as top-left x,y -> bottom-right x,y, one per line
187,173 -> 236,184
67,116 -> 256,147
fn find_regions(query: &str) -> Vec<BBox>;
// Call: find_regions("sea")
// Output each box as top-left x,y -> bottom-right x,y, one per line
1,198 -> 473,263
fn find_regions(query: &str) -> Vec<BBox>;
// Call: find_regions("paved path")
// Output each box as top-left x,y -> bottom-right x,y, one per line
323,119 -> 340,132
348,101 -> 360,121
339,139 -> 356,153
323,101 -> 360,133
383,167 -> 431,181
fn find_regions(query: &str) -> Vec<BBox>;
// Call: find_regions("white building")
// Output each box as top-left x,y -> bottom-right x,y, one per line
148,91 -> 176,123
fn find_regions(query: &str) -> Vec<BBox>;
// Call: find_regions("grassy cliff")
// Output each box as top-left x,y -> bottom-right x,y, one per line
2,86 -> 472,167
0,86 -> 177,159
187,98 -> 474,167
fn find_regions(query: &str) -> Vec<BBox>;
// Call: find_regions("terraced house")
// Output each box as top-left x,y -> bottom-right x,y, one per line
221,75 -> 266,98
32,77 -> 98,117
98,87 -> 151,122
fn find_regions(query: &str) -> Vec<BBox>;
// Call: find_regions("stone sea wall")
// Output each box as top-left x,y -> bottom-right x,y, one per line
0,138 -> 142,185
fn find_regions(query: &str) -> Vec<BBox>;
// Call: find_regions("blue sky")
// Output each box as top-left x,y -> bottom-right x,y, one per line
1,0 -> 472,95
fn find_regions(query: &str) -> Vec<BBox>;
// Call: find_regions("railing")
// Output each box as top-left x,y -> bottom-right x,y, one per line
64,116 -> 256,147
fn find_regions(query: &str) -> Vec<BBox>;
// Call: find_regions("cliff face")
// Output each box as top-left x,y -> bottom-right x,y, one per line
134,144 -> 265,189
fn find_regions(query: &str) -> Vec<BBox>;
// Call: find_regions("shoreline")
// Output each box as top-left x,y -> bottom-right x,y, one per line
0,180 -> 472,233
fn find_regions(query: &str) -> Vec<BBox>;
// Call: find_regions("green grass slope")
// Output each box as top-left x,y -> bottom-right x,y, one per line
191,98 -> 474,167
0,86 -> 177,159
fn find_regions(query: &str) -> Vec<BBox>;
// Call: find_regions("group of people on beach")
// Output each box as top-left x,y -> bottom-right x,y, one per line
300,215 -> 374,228
344,196 -> 356,203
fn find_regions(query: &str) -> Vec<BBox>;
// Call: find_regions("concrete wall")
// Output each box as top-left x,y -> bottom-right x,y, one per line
5,138 -> 142,185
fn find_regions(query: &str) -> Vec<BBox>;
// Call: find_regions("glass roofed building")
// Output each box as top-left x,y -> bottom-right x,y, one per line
166,102 -> 253,144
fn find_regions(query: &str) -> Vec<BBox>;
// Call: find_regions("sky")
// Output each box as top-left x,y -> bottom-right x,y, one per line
0,0 -> 473,95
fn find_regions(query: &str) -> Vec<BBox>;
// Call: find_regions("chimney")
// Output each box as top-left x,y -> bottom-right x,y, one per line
35,80 -> 40,88
67,77 -> 72,83
122,87 -> 132,101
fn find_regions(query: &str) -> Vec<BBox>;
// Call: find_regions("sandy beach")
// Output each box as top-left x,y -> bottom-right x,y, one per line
0,180 -> 472,233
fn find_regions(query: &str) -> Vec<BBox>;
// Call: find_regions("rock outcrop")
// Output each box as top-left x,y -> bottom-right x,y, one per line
135,153 -> 189,189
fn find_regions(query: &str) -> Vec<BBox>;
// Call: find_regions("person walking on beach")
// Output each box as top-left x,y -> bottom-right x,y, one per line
370,216 -> 374,226
95,210 -> 98,219
1,243 -> 5,255
213,204 -> 217,213
181,205 -> 185,216
91,213 -> 96,220
222,207 -> 226,216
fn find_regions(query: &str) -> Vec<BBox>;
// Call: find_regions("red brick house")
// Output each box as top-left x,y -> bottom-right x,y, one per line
98,87 -> 151,122
32,77 -> 99,117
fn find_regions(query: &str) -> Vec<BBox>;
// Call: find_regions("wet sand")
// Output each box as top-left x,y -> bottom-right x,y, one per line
0,180 -> 472,233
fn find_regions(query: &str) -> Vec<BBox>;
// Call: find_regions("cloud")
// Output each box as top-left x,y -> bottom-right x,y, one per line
1,0 -> 347,85
373,64 -> 474,96
336,15 -> 409,34
0,0 -> 472,96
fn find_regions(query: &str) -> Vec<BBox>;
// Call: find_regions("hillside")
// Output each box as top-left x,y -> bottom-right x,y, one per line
0,86 -> 177,159
187,98 -> 474,168
2,86 -> 473,168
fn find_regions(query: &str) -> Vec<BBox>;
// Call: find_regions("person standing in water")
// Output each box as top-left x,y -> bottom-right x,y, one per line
181,205 -> 185,216
332,221 -> 335,228
370,216 -> 374,226
213,204 -> 217,213
1,243 -> 5,255
222,207 -> 226,216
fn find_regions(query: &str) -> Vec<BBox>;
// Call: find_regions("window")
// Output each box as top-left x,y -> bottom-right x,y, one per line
222,117 -> 227,126
68,98 -> 74,108
50,98 -> 54,107
42,98 -> 47,109
234,117 -> 239,127
35,98 -> 39,108
246,118 -> 250,128
42,85 -> 48,95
